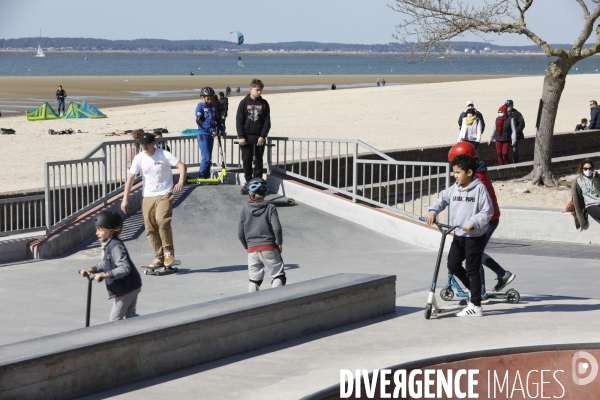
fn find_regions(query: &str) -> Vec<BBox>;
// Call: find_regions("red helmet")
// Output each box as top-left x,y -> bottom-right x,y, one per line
448,142 -> 477,162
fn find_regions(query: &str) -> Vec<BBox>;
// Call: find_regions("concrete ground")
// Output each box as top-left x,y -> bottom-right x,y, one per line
1,185 -> 598,399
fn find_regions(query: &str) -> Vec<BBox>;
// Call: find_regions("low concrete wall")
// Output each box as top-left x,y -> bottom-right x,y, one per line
0,273 -> 396,400
0,236 -> 40,263
495,206 -> 600,245
267,174 -> 448,251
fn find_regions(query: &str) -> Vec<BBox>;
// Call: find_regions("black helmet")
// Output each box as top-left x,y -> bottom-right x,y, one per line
200,87 -> 215,97
248,178 -> 269,197
94,211 -> 122,229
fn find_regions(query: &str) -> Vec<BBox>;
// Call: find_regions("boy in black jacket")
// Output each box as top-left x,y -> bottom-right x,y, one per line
80,212 -> 142,321
236,79 -> 271,195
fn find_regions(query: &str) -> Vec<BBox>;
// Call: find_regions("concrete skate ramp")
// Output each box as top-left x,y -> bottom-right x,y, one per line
0,273 -> 395,400
305,344 -> 600,399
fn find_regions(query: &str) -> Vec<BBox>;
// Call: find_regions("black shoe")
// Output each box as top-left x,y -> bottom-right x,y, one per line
494,271 -> 516,292
240,185 -> 249,195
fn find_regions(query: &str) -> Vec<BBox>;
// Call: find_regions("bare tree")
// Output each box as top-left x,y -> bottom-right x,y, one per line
390,0 -> 600,186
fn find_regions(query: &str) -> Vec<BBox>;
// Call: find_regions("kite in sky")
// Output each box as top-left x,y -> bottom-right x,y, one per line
230,31 -> 244,47
238,57 -> 244,67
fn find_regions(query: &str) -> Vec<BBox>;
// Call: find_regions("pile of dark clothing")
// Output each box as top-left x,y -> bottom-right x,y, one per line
48,128 -> 75,135
1,128 -> 16,135
153,127 -> 168,134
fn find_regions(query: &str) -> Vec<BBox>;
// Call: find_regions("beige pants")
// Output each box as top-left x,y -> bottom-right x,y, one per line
142,194 -> 174,259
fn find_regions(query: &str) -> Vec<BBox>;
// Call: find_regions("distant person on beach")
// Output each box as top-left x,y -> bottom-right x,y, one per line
576,118 -> 588,131
236,79 -> 271,195
382,79 -> 386,86
458,101 -> 486,133
589,100 -> 600,129
376,78 -> 380,87
122,133 -> 187,269
505,100 -> 525,163
219,92 -> 229,130
457,107 -> 483,158
226,86 -> 232,97
56,85 -> 67,116
236,87 -> 241,96
153,131 -> 171,152
189,71 -> 194,76
331,84 -> 336,90
488,104 -> 516,166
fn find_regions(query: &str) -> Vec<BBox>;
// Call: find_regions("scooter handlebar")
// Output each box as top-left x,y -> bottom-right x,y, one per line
78,269 -> 96,281
418,216 -> 462,230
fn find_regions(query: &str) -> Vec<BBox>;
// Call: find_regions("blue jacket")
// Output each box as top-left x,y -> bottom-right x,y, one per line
195,101 -> 224,136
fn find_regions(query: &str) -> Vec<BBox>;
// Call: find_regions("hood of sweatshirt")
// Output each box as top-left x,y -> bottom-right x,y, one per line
246,200 -> 269,216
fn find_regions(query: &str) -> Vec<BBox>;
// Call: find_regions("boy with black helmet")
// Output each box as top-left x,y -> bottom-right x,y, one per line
195,86 -> 225,179
237,177 -> 286,292
80,211 -> 142,321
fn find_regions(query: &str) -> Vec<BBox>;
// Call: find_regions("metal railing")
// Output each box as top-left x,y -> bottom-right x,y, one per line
267,137 -> 451,220
44,135 -> 243,235
0,195 -> 46,236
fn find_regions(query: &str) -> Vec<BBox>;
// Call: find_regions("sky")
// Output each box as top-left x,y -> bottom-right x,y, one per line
0,0 -> 596,46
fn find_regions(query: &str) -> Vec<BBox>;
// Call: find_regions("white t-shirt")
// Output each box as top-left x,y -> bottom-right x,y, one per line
130,148 -> 180,197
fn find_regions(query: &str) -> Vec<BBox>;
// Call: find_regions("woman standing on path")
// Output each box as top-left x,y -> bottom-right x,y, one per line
488,104 -> 516,165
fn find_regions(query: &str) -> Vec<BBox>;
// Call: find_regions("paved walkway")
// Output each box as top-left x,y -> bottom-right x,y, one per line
1,185 -> 598,399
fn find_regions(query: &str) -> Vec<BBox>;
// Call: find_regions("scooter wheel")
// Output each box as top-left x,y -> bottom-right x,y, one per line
424,304 -> 432,320
223,176 -> 229,184
144,270 -> 148,275
440,287 -> 454,301
172,267 -> 179,272
506,289 -> 520,304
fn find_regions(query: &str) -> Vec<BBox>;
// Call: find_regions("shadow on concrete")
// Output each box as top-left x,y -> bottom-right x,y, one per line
484,294 -> 600,316
176,263 -> 301,274
79,305 -> 421,400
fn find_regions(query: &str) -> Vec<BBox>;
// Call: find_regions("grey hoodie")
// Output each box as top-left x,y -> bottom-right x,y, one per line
238,200 -> 283,249
428,177 -> 493,237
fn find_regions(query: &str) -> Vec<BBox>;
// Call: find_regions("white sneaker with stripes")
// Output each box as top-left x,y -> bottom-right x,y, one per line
456,302 -> 483,317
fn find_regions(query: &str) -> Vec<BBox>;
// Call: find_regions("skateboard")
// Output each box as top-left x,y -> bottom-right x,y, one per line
141,260 -> 181,276
269,198 -> 295,206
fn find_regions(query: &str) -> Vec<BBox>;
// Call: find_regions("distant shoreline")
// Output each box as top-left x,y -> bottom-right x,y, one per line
0,49 -> 557,57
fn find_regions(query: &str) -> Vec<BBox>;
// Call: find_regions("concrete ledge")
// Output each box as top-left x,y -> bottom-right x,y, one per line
494,206 -> 600,244
267,174 -> 448,251
0,235 -> 41,264
0,273 -> 396,400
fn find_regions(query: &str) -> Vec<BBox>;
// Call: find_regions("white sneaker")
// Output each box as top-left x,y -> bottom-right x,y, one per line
456,302 -> 483,317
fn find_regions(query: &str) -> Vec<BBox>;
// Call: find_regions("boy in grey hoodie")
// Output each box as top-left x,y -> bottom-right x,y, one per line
238,178 -> 286,292
426,155 -> 493,317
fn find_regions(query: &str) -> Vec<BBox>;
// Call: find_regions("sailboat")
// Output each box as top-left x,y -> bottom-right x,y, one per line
35,29 -> 45,57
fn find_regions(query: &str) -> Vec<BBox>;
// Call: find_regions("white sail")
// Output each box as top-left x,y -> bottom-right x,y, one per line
35,44 -> 45,57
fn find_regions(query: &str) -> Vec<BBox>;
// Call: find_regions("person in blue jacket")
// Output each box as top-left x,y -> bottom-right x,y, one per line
195,86 -> 225,179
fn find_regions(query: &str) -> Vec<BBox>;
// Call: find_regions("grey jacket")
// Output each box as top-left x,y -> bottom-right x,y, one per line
93,237 -> 142,298
428,177 -> 493,237
571,176 -> 600,228
238,200 -> 283,249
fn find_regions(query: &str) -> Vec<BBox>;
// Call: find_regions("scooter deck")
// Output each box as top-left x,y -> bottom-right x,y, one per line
141,260 -> 181,276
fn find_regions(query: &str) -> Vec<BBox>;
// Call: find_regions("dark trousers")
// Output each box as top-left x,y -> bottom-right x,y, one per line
587,205 -> 600,220
447,234 -> 487,306
479,218 -> 505,287
240,135 -> 266,183
512,140 -> 520,163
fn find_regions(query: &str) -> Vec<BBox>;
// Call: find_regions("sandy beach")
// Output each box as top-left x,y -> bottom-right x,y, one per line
1,73 -> 597,209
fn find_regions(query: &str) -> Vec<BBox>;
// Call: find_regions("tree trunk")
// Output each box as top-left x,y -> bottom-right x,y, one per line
528,59 -> 573,186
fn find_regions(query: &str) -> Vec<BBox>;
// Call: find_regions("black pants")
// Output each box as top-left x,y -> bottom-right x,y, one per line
587,205 -> 600,220
447,234 -> 487,306
479,218 -> 505,286
240,135 -> 266,183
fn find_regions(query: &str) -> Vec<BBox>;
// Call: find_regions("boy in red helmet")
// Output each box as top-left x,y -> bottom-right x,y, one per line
448,142 -> 516,300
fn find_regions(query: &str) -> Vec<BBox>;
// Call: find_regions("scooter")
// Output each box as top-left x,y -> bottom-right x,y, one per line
419,217 -> 467,319
187,132 -> 228,184
78,270 -> 101,327
440,274 -> 520,304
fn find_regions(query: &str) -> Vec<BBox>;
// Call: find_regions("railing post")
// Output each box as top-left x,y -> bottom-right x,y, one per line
44,162 -> 51,236
266,137 -> 272,175
102,144 -> 108,205
352,142 -> 358,203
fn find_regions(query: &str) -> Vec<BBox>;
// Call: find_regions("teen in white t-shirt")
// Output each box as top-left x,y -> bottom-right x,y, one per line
129,148 -> 180,197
